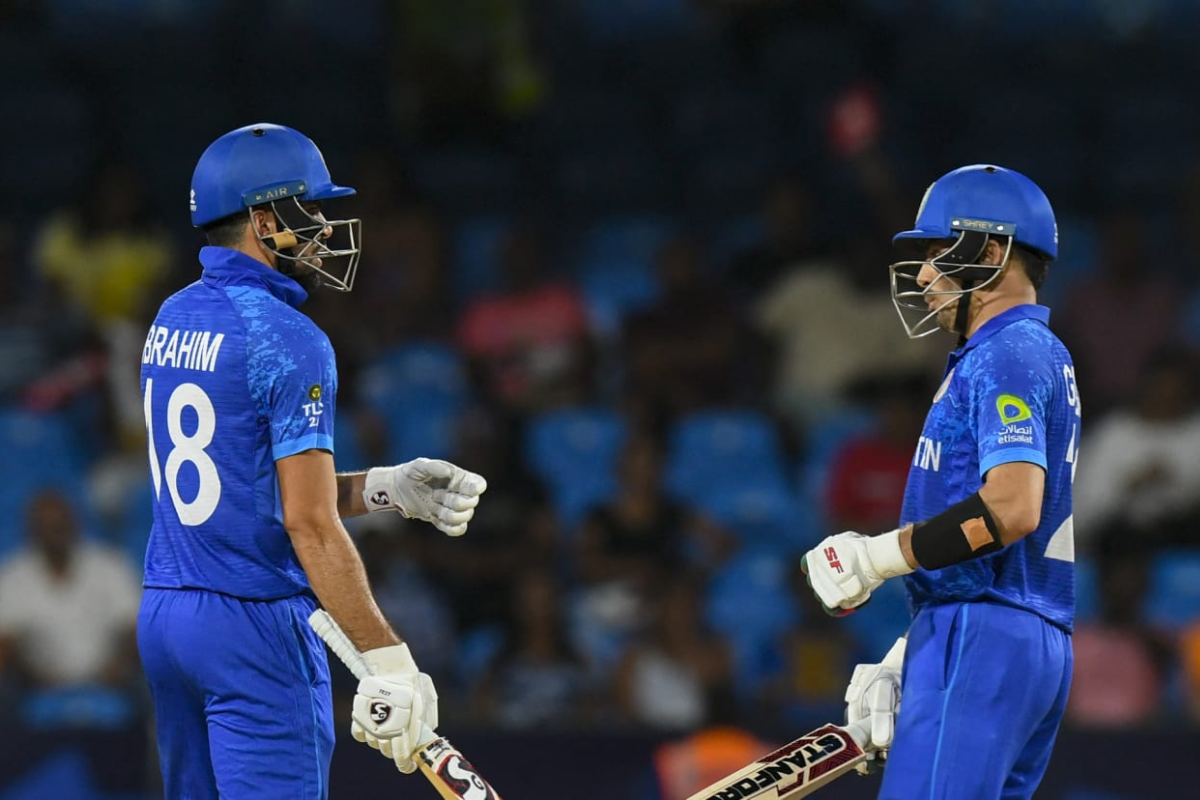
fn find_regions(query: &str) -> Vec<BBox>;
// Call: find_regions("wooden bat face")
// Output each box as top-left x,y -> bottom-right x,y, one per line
686,724 -> 866,800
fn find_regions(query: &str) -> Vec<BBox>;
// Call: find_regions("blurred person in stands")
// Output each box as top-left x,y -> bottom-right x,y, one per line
0,221 -> 100,408
33,161 -> 174,446
0,490 -> 140,694
458,219 -> 593,412
825,373 -> 933,535
1060,210 -> 1180,415
728,175 -> 825,300
760,560 -> 861,726
623,236 -> 767,423
424,406 -> 558,634
472,569 -> 590,729
138,123 -> 487,797
613,573 -> 734,731
1067,557 -> 1172,726
1073,346 -> 1200,558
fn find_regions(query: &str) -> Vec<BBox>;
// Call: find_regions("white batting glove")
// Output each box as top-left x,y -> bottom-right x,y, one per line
351,644 -> 440,773
363,458 -> 487,537
802,530 -> 913,614
845,637 -> 906,774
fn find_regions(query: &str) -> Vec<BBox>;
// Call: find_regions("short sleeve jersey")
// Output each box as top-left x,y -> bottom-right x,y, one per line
139,247 -> 336,599
900,305 -> 1079,631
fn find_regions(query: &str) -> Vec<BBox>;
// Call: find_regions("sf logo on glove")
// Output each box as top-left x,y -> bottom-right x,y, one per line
369,701 -> 391,724
824,546 -> 844,574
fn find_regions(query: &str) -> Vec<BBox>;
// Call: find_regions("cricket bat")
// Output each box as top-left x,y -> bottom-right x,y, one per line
309,610 -> 503,800
685,721 -> 870,800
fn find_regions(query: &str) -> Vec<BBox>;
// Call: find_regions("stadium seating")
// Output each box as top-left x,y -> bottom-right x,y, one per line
1143,548 -> 1200,629
524,406 -> 627,528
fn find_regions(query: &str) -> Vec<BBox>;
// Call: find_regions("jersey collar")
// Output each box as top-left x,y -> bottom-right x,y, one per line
199,246 -> 308,309
955,304 -> 1050,356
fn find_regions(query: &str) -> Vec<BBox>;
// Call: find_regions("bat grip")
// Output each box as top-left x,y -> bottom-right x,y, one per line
307,609 -> 439,748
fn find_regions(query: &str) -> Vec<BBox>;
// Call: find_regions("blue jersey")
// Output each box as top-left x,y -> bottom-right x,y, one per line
139,246 -> 337,600
900,305 -> 1079,631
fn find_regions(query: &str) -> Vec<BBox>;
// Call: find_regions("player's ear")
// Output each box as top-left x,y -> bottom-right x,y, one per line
251,207 -> 276,237
984,237 -> 1008,267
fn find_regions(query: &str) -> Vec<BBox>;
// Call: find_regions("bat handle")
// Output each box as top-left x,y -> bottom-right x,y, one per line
308,609 -> 440,750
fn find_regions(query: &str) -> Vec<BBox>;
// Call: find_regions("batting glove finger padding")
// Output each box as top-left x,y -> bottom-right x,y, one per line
363,458 -> 488,537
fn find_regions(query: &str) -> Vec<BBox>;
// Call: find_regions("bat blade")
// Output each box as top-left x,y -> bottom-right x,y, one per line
684,723 -> 867,800
308,610 -> 504,800
416,736 -> 503,800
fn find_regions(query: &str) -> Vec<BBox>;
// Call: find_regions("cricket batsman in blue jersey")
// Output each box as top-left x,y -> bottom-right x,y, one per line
802,164 -> 1079,799
137,123 -> 488,799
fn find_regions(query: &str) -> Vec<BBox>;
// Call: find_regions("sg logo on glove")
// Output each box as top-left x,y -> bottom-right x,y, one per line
370,701 -> 391,724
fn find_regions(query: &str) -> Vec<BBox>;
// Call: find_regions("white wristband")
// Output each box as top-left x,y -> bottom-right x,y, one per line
362,467 -> 398,514
362,643 -> 419,676
865,528 -> 915,579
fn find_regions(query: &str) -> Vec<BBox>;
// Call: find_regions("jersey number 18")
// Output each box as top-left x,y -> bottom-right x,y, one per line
144,378 -> 222,526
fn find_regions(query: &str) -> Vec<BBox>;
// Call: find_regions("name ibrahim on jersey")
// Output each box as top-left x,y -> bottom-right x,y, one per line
801,165 -> 1078,800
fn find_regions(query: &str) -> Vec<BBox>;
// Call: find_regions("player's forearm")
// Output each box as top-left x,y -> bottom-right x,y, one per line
291,523 -> 400,652
335,471 -> 369,518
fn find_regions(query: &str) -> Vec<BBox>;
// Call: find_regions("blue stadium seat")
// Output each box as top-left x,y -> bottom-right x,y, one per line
698,479 -> 817,555
577,215 -> 678,269
0,748 -> 94,800
665,410 -> 789,507
356,343 -> 470,463
357,342 -> 470,416
578,255 -> 660,339
333,410 -> 370,473
453,215 -> 512,303
1143,549 -> 1200,629
0,410 -> 91,558
841,577 -> 911,657
708,214 -> 765,273
704,550 -> 801,695
524,407 -> 627,528
1073,553 -> 1101,625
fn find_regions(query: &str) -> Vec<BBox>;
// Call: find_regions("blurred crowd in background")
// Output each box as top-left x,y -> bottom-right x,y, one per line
2,0 -> 1200,795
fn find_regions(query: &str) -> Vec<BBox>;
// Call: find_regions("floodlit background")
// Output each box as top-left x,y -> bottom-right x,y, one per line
1,1 -> 1199,798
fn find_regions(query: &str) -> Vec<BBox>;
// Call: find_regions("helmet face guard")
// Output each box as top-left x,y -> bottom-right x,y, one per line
256,196 -> 362,292
889,228 -> 1011,339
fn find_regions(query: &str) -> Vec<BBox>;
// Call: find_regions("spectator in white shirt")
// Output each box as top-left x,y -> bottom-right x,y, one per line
1074,346 -> 1200,555
0,489 -> 141,689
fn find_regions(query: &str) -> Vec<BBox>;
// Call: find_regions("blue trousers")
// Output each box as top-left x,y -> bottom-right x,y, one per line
138,588 -> 334,799
879,602 -> 1072,800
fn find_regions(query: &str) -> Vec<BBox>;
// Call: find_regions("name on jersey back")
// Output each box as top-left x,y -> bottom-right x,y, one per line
142,324 -> 225,372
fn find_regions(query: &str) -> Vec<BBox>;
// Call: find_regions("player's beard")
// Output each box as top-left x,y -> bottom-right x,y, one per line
280,257 -> 325,293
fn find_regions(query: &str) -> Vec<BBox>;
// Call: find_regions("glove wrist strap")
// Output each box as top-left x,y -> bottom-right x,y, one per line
363,467 -> 404,515
865,528 -> 915,579
362,643 -> 419,675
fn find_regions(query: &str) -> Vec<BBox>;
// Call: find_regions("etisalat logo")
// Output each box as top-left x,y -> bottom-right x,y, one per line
996,394 -> 1034,444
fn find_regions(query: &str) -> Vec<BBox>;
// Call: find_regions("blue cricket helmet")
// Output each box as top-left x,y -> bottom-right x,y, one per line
893,164 -> 1057,260
190,123 -> 355,227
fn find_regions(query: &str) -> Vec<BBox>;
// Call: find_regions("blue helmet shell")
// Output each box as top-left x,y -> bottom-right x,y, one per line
190,123 -> 355,227
893,164 -> 1057,260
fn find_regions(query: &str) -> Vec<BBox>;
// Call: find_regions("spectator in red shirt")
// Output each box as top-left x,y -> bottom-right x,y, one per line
824,373 -> 931,534
458,221 -> 593,411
